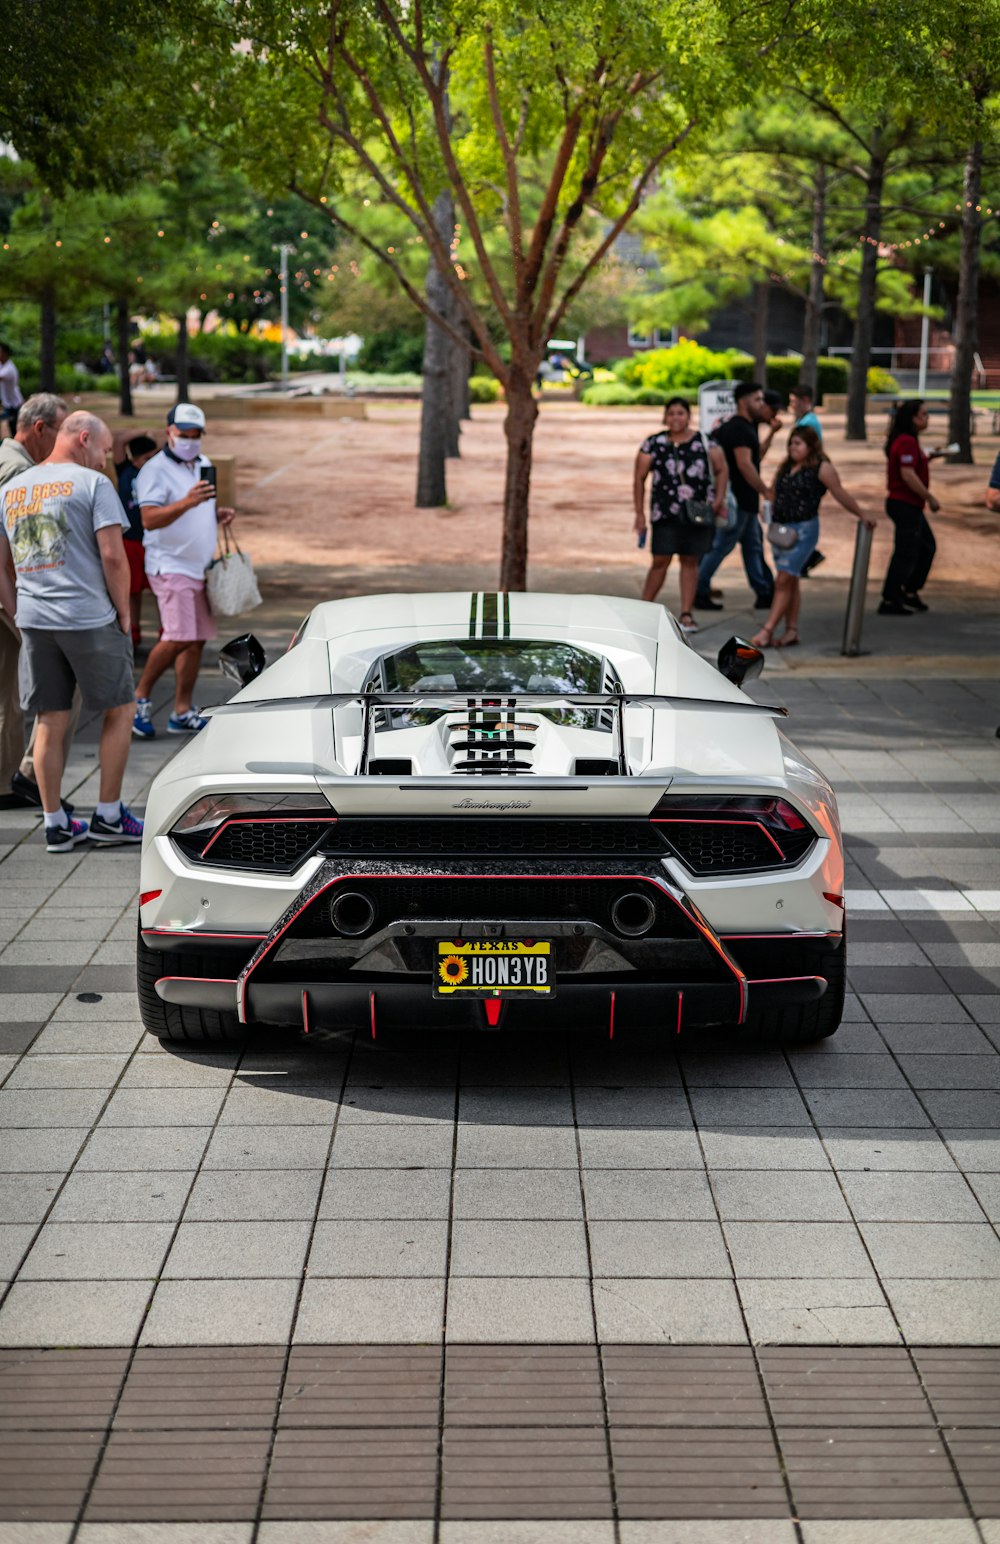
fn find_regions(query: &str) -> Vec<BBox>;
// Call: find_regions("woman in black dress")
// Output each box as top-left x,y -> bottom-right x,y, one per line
633,397 -> 728,634
752,427 -> 874,648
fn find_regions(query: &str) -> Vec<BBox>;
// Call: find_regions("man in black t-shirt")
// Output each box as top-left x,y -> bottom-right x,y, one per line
695,381 -> 774,611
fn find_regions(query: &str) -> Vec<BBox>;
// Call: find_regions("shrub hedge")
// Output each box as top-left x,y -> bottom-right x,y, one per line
469,375 -> 502,403
599,345 -> 896,406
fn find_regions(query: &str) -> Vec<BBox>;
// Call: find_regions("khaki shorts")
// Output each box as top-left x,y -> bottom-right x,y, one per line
19,623 -> 135,714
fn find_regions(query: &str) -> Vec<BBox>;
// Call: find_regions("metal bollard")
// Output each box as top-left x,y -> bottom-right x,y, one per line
841,521 -> 873,656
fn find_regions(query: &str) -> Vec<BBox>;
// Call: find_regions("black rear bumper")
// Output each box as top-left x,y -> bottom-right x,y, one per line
247,974 -> 826,1034
143,857 -> 841,1035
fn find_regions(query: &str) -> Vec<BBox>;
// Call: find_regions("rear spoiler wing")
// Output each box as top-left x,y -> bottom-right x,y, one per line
206,691 -> 787,777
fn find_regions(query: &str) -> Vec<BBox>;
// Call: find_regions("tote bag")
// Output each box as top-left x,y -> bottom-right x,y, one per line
205,528 -> 262,617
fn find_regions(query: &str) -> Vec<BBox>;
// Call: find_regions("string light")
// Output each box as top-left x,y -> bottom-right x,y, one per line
773,203 -> 998,284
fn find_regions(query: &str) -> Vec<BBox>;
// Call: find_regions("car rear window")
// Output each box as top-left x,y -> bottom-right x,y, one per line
380,640 -> 606,696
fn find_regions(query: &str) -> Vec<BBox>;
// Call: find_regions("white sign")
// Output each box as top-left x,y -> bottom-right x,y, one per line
698,379 -> 737,434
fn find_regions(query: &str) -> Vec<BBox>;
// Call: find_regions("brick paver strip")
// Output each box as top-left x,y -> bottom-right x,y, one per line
0,1431 -> 104,1522
602,1346 -> 770,1426
0,1347 -> 129,1431
114,1347 -> 285,1430
85,1429 -> 272,1521
780,1426 -> 969,1518
611,1427 -> 789,1518
440,1427 -> 613,1519
444,1345 -> 604,1426
279,1345 -> 442,1427
263,1429 -> 439,1519
758,1345 -> 936,1426
944,1428 -> 1000,1516
913,1347 -> 1000,1426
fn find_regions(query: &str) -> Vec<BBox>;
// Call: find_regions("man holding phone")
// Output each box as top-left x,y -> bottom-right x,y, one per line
132,403 -> 234,738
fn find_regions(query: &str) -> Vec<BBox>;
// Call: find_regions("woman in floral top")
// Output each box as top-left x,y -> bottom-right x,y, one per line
633,397 -> 728,634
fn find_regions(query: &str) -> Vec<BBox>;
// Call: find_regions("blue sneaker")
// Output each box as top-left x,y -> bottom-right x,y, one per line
167,708 -> 208,734
132,698 -> 155,739
88,804 -> 144,845
46,816 -> 90,855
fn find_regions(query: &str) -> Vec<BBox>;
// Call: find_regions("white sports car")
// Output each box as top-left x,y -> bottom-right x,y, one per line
137,592 -> 846,1047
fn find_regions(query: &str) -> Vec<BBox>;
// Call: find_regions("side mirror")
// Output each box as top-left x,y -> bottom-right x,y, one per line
219,633 -> 267,687
717,635 -> 764,689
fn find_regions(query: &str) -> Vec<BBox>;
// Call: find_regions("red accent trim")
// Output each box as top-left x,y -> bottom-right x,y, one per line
200,814 -> 337,858
236,870 -> 747,1026
301,989 -> 310,1036
676,991 -> 684,1034
143,928 -> 268,941
483,997 -> 503,1028
746,974 -> 827,986
652,817 -> 785,860
609,990 -> 615,1041
369,990 -> 377,1040
139,889 -> 162,907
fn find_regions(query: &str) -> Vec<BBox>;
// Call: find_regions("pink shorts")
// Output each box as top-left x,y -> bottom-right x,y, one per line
147,573 -> 217,643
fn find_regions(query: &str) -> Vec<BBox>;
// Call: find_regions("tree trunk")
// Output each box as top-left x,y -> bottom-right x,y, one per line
499,368 -> 538,591
175,312 -> 190,404
947,140 -> 983,463
846,145 -> 886,441
443,296 -> 461,459
416,190 -> 457,505
751,282 -> 769,385
450,314 -> 472,423
39,285 -> 56,392
116,296 -> 133,417
801,167 -> 826,391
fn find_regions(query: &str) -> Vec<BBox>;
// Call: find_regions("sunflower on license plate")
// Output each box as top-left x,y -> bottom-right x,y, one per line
434,939 -> 554,997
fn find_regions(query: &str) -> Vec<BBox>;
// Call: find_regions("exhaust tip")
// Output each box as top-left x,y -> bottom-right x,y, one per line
610,890 -> 657,938
330,889 -> 376,937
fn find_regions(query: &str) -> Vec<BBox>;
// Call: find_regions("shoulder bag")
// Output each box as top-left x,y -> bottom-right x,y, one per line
205,527 -> 262,617
762,497 -> 799,551
683,433 -> 720,528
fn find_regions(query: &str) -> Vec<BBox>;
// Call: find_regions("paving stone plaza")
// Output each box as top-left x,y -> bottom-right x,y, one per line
1,652 -> 1000,1541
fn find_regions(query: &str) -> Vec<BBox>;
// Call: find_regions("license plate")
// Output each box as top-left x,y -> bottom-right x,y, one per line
434,939 -> 555,997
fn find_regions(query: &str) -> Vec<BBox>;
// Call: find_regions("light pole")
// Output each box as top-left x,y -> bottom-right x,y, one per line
917,267 -> 932,395
278,242 -> 291,390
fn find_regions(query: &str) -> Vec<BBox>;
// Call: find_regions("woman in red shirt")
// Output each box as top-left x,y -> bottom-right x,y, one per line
881,399 -> 941,615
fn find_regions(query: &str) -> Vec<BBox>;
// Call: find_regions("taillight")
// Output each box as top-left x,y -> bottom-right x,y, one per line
649,795 -> 816,874
771,799 -> 806,831
172,793 -> 335,836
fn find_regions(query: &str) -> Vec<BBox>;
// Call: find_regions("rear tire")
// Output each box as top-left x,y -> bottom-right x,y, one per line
136,929 -> 246,1044
739,927 -> 846,1047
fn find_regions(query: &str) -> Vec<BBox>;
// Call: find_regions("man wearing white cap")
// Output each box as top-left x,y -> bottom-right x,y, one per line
132,403 -> 234,737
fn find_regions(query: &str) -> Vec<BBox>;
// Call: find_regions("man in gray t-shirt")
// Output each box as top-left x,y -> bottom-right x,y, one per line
0,410 -> 144,852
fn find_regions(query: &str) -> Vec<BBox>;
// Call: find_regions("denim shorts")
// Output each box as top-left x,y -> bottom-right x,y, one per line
772,517 -> 819,576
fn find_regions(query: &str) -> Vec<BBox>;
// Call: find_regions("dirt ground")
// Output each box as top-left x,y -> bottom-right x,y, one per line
110,396 -> 1000,635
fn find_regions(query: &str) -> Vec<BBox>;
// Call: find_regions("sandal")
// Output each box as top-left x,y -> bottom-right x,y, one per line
776,629 -> 800,648
750,627 -> 774,648
678,611 -> 699,635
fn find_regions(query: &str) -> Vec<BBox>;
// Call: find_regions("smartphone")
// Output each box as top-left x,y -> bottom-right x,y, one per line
637,528 -> 647,549
202,465 -> 217,491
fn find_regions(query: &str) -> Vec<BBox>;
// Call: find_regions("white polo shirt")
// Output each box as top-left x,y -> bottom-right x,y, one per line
136,447 -> 218,581
0,359 -> 23,411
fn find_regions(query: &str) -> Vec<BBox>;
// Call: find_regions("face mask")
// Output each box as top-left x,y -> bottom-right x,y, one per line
171,435 -> 202,462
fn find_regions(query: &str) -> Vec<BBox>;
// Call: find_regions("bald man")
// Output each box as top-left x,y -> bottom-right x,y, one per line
0,411 -> 143,852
